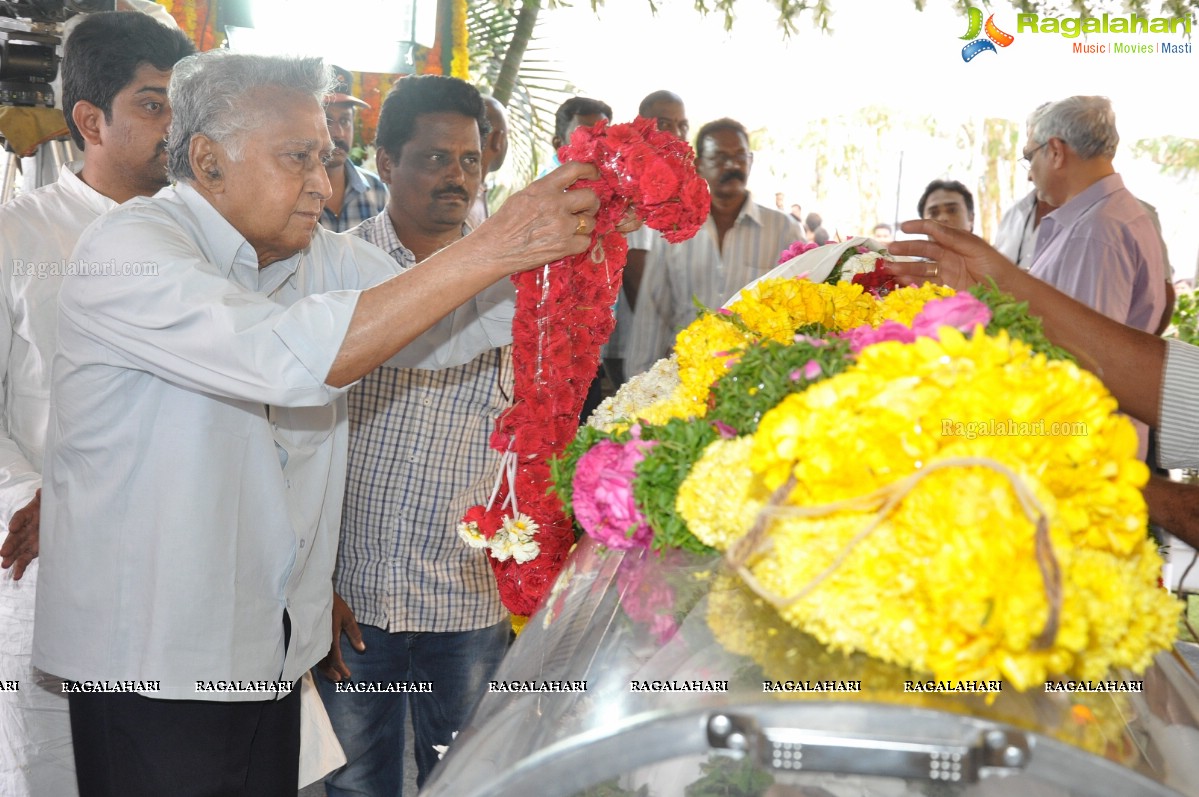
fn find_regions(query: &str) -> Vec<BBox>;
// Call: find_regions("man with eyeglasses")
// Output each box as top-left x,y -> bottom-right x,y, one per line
626,117 -> 803,377
1020,95 -> 1166,460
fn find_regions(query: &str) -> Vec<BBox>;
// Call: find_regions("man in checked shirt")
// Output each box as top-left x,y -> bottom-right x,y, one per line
313,74 -> 513,796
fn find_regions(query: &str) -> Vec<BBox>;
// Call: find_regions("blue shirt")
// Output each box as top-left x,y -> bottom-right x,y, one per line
320,161 -> 388,233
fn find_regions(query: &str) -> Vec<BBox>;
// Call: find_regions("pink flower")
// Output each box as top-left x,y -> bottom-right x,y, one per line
803,359 -> 823,380
911,294 -> 992,338
712,420 -> 738,438
572,439 -> 657,550
842,320 -> 918,353
777,239 -> 821,264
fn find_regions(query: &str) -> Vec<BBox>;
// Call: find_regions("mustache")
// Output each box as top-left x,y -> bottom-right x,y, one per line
332,138 -> 351,152
435,186 -> 470,201
719,170 -> 748,184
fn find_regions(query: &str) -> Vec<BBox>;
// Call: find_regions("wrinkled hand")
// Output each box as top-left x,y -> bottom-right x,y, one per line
884,219 -> 1021,291
1,488 -> 40,580
316,591 -> 365,682
478,161 -> 601,274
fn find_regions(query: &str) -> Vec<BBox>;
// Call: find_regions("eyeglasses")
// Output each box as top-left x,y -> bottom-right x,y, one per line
1019,142 -> 1048,170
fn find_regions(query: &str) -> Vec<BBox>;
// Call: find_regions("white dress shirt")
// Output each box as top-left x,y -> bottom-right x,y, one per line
33,182 -> 411,701
626,195 -> 803,377
0,162 -> 103,797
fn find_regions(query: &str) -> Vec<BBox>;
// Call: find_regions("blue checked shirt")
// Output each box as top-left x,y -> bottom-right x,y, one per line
336,212 -> 512,632
319,162 -> 389,233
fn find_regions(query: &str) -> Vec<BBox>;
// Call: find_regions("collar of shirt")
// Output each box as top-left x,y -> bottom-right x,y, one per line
172,181 -> 301,294
357,210 -> 417,271
355,210 -> 472,272
707,191 -> 763,230
344,161 -> 369,196
57,161 -> 120,215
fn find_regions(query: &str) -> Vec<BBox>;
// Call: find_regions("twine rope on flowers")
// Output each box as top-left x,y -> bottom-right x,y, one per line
727,456 -> 1062,650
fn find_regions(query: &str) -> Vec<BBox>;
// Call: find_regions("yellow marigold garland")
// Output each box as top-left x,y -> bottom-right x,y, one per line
677,329 -> 1178,690
637,278 -> 938,425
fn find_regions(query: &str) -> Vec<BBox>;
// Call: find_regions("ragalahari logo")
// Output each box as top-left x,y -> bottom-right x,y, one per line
960,6 -> 1015,62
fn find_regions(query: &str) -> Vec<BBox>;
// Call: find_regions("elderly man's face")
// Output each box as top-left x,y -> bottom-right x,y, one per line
922,189 -> 973,232
209,88 -> 333,266
104,63 -> 175,195
379,111 -> 481,234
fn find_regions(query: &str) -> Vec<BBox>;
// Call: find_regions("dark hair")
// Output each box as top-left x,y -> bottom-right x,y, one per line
638,90 -> 682,117
62,11 -> 195,149
917,179 -> 974,218
694,117 -> 749,153
812,227 -> 830,245
553,97 -> 612,143
804,212 -> 822,233
376,75 -> 489,157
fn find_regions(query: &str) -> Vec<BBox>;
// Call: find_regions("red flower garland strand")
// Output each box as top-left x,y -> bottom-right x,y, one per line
463,118 -> 710,616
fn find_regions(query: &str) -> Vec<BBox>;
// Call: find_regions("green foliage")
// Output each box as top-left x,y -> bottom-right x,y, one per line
469,0 -> 578,184
1133,135 -> 1199,178
707,335 -> 853,434
1170,289 -> 1199,347
574,780 -> 649,797
969,280 -> 1075,362
683,754 -> 774,797
633,419 -> 720,554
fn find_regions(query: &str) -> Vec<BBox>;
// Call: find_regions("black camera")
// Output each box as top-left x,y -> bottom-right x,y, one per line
0,0 -> 114,107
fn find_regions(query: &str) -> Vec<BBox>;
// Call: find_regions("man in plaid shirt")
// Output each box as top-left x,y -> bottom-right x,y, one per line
314,74 -> 513,796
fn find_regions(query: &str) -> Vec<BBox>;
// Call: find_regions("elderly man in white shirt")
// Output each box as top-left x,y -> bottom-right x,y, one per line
0,13 -> 194,797
31,51 -> 600,797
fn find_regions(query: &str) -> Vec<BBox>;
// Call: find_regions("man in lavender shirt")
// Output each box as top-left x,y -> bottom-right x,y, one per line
1022,95 -> 1166,458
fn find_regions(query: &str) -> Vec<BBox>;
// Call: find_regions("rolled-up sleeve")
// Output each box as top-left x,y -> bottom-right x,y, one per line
1157,337 -> 1199,468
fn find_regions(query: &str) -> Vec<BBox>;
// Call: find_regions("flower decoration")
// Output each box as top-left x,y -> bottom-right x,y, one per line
573,438 -> 657,550
547,241 -> 1177,692
676,330 -> 1177,689
462,117 -> 709,615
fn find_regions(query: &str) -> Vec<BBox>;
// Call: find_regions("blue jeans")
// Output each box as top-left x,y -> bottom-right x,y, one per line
315,621 -> 509,796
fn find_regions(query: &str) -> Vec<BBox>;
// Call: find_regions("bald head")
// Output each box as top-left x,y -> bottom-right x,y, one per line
638,89 -> 688,141
481,95 -> 508,173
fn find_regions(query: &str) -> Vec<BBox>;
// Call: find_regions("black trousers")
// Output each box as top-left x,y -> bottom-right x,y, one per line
67,686 -> 301,797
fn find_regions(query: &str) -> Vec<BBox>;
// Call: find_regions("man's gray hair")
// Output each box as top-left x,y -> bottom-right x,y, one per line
1027,96 -> 1119,160
167,51 -> 334,182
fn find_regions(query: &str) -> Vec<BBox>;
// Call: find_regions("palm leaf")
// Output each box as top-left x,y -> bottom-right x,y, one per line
468,0 -> 579,187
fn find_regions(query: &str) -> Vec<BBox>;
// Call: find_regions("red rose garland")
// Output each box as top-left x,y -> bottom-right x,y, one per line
459,118 -> 709,616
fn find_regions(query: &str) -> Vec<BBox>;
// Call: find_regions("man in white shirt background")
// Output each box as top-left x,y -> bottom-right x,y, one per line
0,13 -> 194,797
627,117 -> 803,377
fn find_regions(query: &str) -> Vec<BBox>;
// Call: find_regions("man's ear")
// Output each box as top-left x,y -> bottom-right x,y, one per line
375,147 -> 393,183
71,100 -> 105,148
190,134 -> 225,193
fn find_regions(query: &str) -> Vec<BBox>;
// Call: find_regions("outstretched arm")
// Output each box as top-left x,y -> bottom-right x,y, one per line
326,161 -> 601,387
886,219 -> 1165,428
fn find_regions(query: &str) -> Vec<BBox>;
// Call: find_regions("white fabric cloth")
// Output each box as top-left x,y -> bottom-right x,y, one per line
0,162 -> 109,797
32,182 -> 417,701
993,189 -> 1039,270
